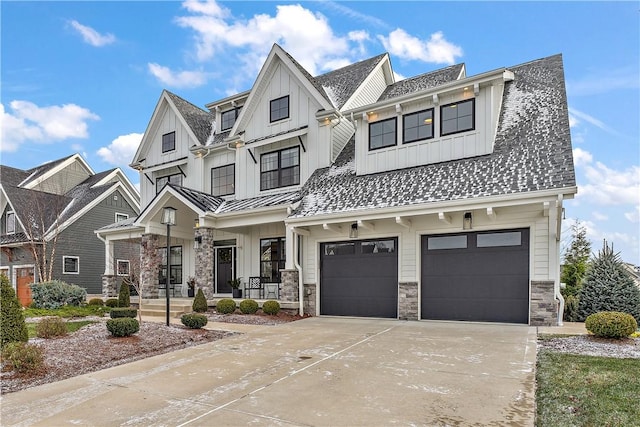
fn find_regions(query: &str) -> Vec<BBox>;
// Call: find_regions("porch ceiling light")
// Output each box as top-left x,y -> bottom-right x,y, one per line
161,206 -> 177,226
349,222 -> 358,239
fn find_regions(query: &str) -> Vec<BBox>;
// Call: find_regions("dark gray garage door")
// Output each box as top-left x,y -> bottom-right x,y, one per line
321,238 -> 398,318
421,229 -> 529,323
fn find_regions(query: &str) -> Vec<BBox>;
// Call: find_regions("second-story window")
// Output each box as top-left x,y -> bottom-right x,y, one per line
260,146 -> 300,191
441,99 -> 475,136
369,117 -> 397,150
211,164 -> 235,196
6,211 -> 15,234
220,108 -> 240,131
156,173 -> 182,193
162,131 -> 176,153
270,96 -> 289,123
403,109 -> 434,143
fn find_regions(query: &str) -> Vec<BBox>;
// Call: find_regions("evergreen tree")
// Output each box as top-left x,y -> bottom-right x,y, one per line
118,282 -> 131,308
577,240 -> 640,323
0,275 -> 29,348
561,221 -> 591,297
192,289 -> 208,313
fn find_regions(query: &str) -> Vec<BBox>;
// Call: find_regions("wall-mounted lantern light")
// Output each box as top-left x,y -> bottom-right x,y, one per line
349,222 -> 358,239
463,212 -> 473,230
194,235 -> 202,249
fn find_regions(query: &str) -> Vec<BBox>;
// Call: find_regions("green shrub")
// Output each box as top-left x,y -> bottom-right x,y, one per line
118,282 -> 130,307
106,318 -> 139,337
30,280 -> 86,309
216,298 -> 236,314
88,298 -> 105,306
239,299 -> 259,314
192,289 -> 208,313
35,317 -> 67,338
0,275 -> 28,348
563,295 -> 580,322
181,313 -> 208,329
1,342 -> 45,374
585,311 -> 638,339
105,298 -> 119,308
109,307 -> 138,319
262,300 -> 280,315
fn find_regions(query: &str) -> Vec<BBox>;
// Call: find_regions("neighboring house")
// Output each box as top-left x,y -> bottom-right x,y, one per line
97,44 -> 576,326
0,154 -> 140,304
622,263 -> 640,289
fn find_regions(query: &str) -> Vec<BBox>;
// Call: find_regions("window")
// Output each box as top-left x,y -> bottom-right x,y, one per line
116,260 -> 130,276
211,164 -> 235,196
158,246 -> 182,284
115,213 -> 129,222
162,132 -> 176,152
63,256 -> 79,274
477,232 -> 522,248
220,108 -> 240,131
260,147 -> 300,191
427,235 -> 467,250
156,173 -> 183,193
361,239 -> 396,254
403,109 -> 434,143
260,237 -> 285,282
6,211 -> 15,234
369,117 -> 397,150
270,96 -> 289,122
324,242 -> 355,256
441,99 -> 475,136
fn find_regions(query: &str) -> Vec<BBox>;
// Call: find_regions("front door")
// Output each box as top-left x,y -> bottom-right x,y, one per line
215,247 -> 234,293
16,267 -> 34,307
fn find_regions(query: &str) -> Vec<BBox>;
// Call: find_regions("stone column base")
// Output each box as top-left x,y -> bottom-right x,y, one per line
530,280 -> 558,326
280,269 -> 299,302
102,275 -> 117,298
399,282 -> 419,320
303,283 -> 316,316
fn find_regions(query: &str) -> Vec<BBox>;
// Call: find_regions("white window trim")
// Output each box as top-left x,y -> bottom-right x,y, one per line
62,256 -> 80,275
6,210 -> 16,234
115,212 -> 129,222
116,259 -> 130,276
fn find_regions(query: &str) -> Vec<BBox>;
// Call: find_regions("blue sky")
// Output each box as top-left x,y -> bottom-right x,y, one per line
1,1 -> 638,263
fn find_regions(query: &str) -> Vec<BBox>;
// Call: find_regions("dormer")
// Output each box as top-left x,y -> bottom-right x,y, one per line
347,66 -> 514,176
205,91 -> 250,135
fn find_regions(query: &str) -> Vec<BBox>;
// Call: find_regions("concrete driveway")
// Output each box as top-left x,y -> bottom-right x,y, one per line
0,317 -> 536,426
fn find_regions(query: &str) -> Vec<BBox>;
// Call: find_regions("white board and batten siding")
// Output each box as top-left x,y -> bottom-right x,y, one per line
203,151 -> 236,195
342,66 -> 389,111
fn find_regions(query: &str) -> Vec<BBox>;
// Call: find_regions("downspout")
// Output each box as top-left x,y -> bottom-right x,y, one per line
292,227 -> 304,316
555,194 -> 565,326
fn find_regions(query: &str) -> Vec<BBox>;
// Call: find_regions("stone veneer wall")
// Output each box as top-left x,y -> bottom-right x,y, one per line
280,269 -> 299,303
398,282 -> 419,320
140,233 -> 160,298
194,227 -> 215,298
102,275 -> 117,298
303,283 -> 316,316
530,280 -> 558,326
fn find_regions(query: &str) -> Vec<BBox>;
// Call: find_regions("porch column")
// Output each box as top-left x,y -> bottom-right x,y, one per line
285,226 -> 295,269
103,238 -> 115,275
195,227 -> 215,298
140,233 -> 160,298
101,238 -> 117,298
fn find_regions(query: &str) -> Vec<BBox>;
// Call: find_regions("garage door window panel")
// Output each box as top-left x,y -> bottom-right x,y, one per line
477,232 -> 522,247
427,235 -> 467,250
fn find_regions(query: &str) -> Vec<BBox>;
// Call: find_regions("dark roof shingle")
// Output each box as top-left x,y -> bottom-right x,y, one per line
165,91 -> 214,145
377,63 -> 464,101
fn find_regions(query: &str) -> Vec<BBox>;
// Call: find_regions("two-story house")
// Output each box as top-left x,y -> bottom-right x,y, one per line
1,154 -> 140,304
97,44 -> 576,325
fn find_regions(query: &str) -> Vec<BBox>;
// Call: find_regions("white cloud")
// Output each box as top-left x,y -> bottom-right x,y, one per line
625,206 -> 640,223
148,63 -> 209,88
316,1 -> 389,29
378,29 -> 462,65
567,66 -> 640,97
575,153 -> 640,206
1,101 -> 99,152
97,133 -> 143,168
568,107 -> 619,136
572,148 -> 593,167
592,211 -> 608,221
69,20 -> 116,47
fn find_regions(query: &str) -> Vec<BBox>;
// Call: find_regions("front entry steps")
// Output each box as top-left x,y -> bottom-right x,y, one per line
135,298 -> 193,318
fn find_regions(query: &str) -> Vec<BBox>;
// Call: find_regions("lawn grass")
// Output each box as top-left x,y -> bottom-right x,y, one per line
24,305 -> 109,319
536,350 -> 640,426
26,320 -> 97,339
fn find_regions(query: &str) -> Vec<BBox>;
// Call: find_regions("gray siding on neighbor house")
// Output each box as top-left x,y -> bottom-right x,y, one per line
52,190 -> 138,294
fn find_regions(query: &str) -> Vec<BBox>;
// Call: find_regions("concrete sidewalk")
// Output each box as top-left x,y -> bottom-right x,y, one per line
0,318 -> 536,426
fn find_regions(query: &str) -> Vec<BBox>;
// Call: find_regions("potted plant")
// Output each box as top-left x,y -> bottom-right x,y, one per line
229,277 -> 242,298
187,276 -> 196,298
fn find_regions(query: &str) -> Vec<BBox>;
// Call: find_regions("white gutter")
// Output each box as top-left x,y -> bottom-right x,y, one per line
555,193 -> 565,326
291,227 -> 304,316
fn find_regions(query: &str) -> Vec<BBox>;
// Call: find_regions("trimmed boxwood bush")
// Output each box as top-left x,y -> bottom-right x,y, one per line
105,298 -> 119,308
239,299 -> 259,314
30,280 -> 86,309
106,318 -> 139,337
88,298 -> 105,306
36,317 -> 67,338
1,342 -> 44,374
118,282 -> 131,307
109,307 -> 138,319
1,274 -> 28,348
192,289 -> 208,313
262,300 -> 280,315
181,313 -> 208,329
216,298 -> 236,314
585,311 -> 638,339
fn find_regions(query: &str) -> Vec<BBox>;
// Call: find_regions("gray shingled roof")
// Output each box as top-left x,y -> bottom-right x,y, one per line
165,91 -> 214,145
377,63 -> 464,101
0,165 -> 30,187
169,184 -> 225,212
291,54 -> 575,218
18,154 -> 75,187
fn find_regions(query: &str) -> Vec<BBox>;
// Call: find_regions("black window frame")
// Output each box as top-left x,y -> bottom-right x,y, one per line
158,245 -> 182,285
368,117 -> 397,151
220,107 -> 240,131
440,99 -> 475,136
156,173 -> 183,193
6,211 -> 15,234
63,256 -> 80,274
269,96 -> 289,123
403,108 -> 434,144
260,146 -> 300,191
260,237 -> 286,283
211,164 -> 235,197
162,131 -> 176,153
